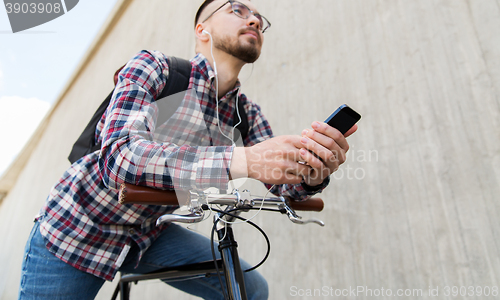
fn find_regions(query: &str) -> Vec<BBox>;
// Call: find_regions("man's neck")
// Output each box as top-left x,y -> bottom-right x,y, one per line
200,50 -> 245,99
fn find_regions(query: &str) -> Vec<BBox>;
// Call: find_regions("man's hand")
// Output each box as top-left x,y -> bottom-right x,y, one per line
229,123 -> 357,186
298,122 -> 358,186
230,135 -> 313,184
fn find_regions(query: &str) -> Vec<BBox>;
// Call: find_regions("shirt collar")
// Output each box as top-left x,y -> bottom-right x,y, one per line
191,53 -> 242,101
191,53 -> 216,81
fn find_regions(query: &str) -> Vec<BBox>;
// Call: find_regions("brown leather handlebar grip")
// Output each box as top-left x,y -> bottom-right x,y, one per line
118,183 -> 186,206
287,197 -> 324,212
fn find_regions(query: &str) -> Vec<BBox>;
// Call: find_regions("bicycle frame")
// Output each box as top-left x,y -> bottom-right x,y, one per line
215,207 -> 248,299
112,223 -> 247,299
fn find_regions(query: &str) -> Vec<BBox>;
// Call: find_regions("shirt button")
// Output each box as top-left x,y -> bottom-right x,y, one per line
128,229 -> 135,235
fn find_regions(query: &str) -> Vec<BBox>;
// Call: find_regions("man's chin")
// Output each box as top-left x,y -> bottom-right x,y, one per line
238,50 -> 260,63
214,36 -> 261,63
238,43 -> 261,63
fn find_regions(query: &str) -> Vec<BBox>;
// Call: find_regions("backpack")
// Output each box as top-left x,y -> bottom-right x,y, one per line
68,56 -> 249,164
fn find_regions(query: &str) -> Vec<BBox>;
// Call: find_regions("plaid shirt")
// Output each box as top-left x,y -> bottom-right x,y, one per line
38,50 -> 329,281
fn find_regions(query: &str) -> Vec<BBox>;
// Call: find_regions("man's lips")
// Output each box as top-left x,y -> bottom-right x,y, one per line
240,28 -> 261,43
243,31 -> 258,39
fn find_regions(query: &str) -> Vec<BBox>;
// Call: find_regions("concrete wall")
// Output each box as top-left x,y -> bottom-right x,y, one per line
1,0 -> 499,299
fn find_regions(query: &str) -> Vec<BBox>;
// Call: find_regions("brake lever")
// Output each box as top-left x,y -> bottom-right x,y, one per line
281,203 -> 325,227
156,210 -> 204,226
287,214 -> 325,226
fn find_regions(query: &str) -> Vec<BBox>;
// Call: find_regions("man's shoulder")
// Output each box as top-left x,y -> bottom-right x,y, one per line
129,50 -> 169,68
128,50 -> 196,77
238,94 -> 262,113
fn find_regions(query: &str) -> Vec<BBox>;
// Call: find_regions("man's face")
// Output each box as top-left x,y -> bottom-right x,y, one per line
201,0 -> 264,63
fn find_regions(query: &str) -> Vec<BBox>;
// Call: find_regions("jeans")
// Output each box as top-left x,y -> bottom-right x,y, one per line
19,221 -> 268,300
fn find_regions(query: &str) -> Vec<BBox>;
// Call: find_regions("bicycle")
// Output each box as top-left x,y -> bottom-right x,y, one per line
111,183 -> 325,300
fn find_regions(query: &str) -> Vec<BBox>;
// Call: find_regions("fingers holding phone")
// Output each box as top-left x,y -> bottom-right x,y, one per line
305,121 -> 350,157
299,104 -> 361,185
299,125 -> 345,185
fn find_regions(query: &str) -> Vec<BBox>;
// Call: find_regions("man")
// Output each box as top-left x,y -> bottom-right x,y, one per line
19,0 -> 357,299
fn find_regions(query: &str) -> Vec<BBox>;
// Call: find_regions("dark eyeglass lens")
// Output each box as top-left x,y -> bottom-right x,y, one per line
232,2 -> 265,31
231,3 -> 247,17
255,14 -> 263,24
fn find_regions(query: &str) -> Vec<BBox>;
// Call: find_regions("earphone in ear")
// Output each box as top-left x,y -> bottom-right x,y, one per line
202,29 -> 217,76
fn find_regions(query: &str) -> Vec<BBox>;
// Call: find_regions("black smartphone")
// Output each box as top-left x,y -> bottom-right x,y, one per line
299,105 -> 360,165
324,104 -> 361,135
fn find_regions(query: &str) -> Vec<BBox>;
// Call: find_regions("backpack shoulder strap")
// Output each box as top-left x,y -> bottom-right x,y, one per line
234,98 -> 249,142
154,57 -> 191,125
158,57 -> 192,100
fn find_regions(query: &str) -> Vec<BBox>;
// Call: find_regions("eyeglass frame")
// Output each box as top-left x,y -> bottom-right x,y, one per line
201,0 -> 271,33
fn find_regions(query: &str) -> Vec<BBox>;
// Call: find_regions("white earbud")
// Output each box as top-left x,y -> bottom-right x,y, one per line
203,29 -> 217,76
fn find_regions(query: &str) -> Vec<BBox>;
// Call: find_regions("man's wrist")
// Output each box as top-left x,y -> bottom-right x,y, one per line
229,147 -> 249,180
301,176 -> 330,193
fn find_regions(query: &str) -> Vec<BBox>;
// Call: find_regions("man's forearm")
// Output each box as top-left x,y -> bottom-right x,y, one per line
229,147 -> 249,180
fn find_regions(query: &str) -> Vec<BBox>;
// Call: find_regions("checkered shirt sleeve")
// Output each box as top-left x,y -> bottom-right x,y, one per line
98,51 -> 233,192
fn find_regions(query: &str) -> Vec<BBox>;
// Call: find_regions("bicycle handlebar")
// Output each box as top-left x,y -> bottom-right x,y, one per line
118,183 -> 324,212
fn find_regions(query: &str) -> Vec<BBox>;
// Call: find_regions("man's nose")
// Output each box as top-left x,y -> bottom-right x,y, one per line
246,14 -> 261,32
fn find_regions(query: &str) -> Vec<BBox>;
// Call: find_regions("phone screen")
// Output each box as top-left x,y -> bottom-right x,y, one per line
324,104 -> 361,135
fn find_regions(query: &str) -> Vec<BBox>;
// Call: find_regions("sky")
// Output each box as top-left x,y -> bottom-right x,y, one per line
0,0 -> 118,176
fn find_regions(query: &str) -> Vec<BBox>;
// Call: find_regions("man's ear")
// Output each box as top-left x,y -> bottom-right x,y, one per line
195,24 -> 210,42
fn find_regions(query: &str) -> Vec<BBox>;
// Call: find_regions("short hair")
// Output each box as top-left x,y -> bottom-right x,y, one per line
194,0 -> 217,28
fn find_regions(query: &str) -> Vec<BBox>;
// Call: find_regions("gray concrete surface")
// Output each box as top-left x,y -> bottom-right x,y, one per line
1,0 -> 499,299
